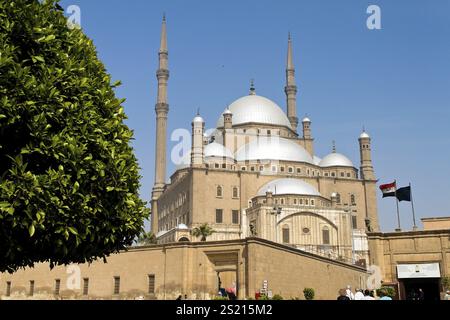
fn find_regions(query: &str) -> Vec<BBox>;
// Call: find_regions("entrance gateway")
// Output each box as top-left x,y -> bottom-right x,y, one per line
397,263 -> 441,300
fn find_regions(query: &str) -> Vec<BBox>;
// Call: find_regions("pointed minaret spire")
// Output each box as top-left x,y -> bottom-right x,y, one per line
285,32 -> 298,133
249,79 -> 256,95
152,14 -> 170,235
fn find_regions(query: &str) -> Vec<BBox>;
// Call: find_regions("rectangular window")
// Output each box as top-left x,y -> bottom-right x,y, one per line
215,209 -> 223,223
232,187 -> 239,198
311,199 -> 315,206
280,166 -> 285,172
241,166 -> 246,171
352,216 -> 358,229
232,210 -> 239,224
113,276 -> 120,295
83,278 -> 89,295
347,172 -> 351,178
6,281 -> 11,297
250,166 -> 255,172
215,163 -> 219,168
222,163 -> 226,169
282,228 -> 290,243
288,167 -> 293,173
54,279 -> 61,295
29,280 -> 34,296
322,229 -> 330,245
148,274 -> 155,294
296,168 -> 301,174
259,166 -> 264,171
340,172 -> 344,177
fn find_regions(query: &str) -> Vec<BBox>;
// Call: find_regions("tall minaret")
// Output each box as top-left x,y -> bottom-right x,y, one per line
191,112 -> 205,167
358,130 -> 375,180
285,33 -> 298,133
151,15 -> 169,235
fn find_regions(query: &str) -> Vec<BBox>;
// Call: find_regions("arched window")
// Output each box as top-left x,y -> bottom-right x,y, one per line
336,193 -> 341,204
216,185 -> 223,198
322,227 -> 330,245
232,187 -> 239,199
282,225 -> 290,244
351,194 -> 356,205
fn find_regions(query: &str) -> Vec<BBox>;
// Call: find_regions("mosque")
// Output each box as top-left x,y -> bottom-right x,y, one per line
151,16 -> 378,268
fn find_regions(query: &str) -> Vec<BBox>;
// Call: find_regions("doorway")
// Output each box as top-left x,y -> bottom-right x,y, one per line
400,278 -> 440,300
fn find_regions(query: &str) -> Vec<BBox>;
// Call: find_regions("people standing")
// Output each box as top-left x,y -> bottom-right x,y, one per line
345,285 -> 355,300
337,288 -> 350,300
362,289 -> 375,300
378,289 -> 392,300
418,288 -> 425,301
354,288 -> 364,300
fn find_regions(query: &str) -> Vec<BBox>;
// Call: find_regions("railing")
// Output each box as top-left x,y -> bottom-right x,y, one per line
287,244 -> 355,265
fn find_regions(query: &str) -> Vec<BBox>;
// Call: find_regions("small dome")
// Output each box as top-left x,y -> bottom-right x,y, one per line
257,178 -> 321,196
192,115 -> 204,123
177,223 -> 189,230
216,95 -> 291,128
302,117 -> 311,123
359,131 -> 370,139
204,142 -> 234,159
235,137 -> 313,164
313,155 -> 322,166
223,108 -> 232,115
319,153 -> 354,167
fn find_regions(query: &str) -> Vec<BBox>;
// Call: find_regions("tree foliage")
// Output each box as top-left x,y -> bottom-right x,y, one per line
0,0 -> 147,273
191,223 -> 215,242
136,231 -> 157,246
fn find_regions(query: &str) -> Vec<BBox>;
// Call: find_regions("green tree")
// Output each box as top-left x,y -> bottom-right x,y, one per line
191,223 -> 215,242
0,0 -> 147,273
136,231 -> 157,246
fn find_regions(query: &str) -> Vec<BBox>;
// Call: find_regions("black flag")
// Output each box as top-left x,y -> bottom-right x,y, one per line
396,186 -> 411,202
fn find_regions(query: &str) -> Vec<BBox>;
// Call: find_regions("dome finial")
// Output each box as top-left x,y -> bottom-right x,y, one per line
332,140 -> 336,153
196,107 -> 200,116
249,79 -> 256,95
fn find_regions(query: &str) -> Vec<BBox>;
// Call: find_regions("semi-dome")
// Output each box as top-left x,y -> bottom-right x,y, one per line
319,153 -> 354,167
204,142 -> 234,159
257,178 -> 321,196
216,94 -> 291,128
235,137 -> 313,163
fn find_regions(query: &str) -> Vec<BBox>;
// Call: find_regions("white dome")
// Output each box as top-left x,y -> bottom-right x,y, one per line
176,223 -> 189,230
235,137 -> 313,163
359,131 -> 370,139
192,115 -> 204,123
257,178 -> 321,196
319,153 -> 354,167
313,155 -> 322,166
302,117 -> 311,123
216,95 -> 291,128
204,142 -> 234,159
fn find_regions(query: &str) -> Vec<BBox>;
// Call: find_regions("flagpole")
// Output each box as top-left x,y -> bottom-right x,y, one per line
410,182 -> 418,231
394,180 -> 401,232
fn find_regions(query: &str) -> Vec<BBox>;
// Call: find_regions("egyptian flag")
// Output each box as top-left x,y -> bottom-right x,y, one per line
380,181 -> 396,198
396,186 -> 411,202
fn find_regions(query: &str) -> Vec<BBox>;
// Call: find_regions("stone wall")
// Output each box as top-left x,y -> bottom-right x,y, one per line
0,238 -> 368,300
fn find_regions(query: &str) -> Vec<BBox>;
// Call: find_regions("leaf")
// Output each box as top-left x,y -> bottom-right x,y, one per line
31,55 -> 45,63
106,186 -> 114,192
29,225 -> 35,237
68,227 -> 78,235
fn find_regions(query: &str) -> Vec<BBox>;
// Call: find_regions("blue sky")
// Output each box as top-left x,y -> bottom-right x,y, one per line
59,0 -> 450,232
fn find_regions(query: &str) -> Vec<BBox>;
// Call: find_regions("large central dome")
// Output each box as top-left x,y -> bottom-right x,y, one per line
216,94 -> 291,128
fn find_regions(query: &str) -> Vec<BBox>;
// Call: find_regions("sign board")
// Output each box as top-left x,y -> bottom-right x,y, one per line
397,263 -> 440,279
